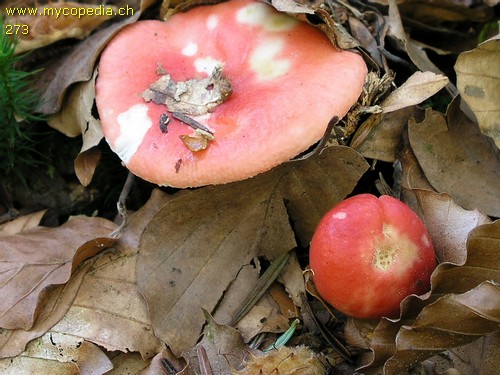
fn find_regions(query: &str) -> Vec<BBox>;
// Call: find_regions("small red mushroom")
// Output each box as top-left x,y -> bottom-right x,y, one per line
309,194 -> 437,319
96,0 -> 367,187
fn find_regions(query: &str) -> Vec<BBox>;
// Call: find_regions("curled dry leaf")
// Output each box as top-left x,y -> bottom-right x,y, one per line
0,216 -> 117,330
12,2 -> 117,55
383,281 -> 500,374
48,69 -> 103,186
0,259 -> 95,359
386,0 -> 457,96
381,71 -> 448,113
455,35 -> 500,148
351,220 -> 500,375
408,98 -> 500,217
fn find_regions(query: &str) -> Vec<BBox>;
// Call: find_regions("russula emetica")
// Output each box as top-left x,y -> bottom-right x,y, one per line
96,0 -> 367,187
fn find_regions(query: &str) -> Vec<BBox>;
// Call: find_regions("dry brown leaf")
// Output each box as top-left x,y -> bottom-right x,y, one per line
382,71 -> 448,113
0,216 -> 116,330
386,0 -> 458,96
383,281 -> 500,374
0,332 -> 113,375
423,334 -> 500,375
456,35 -> 500,148
60,68 -> 103,186
74,147 -> 102,187
137,146 -> 367,355
235,295 -> 290,342
0,259 -> 94,359
352,220 -> 500,375
137,175 -> 296,356
414,190 -> 492,264
0,211 -> 46,237
352,107 -> 422,162
106,352 -> 151,374
181,311 -> 247,375
12,3 -> 117,55
47,191 -> 172,359
280,146 -> 370,246
408,98 -> 500,217
35,0 -> 156,115
48,68 -> 100,138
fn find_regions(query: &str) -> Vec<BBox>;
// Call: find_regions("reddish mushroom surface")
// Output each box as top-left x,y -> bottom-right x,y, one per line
309,194 -> 436,319
96,0 -> 367,187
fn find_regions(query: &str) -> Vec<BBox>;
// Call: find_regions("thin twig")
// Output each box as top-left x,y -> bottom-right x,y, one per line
111,172 -> 135,237
230,252 -> 291,326
171,112 -> 214,134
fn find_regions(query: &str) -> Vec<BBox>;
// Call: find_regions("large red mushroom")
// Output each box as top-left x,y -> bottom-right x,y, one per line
96,0 -> 367,187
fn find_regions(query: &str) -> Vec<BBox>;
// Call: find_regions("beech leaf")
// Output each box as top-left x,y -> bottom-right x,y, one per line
136,146 -> 367,355
137,174 -> 296,356
46,191 -> 171,358
0,332 -> 113,374
382,71 -> 448,113
414,190 -> 491,264
408,98 -> 500,217
0,217 -> 116,330
456,35 -> 500,148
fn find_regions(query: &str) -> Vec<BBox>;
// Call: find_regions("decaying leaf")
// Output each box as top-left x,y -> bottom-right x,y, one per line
383,281 -> 500,374
141,65 -> 232,116
422,334 -> 500,375
456,35 -> 500,148
235,345 -> 327,375
408,99 -> 500,217
0,332 -> 113,374
0,217 -> 116,330
352,106 -> 422,162
11,2 -> 117,55
48,69 -> 103,186
0,259 -> 95,359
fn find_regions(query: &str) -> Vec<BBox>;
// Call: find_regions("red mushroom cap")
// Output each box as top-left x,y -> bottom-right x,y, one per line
96,0 -> 367,187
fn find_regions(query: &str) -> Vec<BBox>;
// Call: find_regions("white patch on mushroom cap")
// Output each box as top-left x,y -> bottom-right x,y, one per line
114,104 -> 152,163
236,2 -> 298,31
182,42 -> 198,56
250,39 -> 290,80
421,233 -> 431,247
206,14 -> 218,29
332,212 -> 347,219
194,57 -> 224,74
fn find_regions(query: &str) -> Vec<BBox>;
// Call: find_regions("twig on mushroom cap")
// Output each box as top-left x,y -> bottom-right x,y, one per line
171,112 -> 214,135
